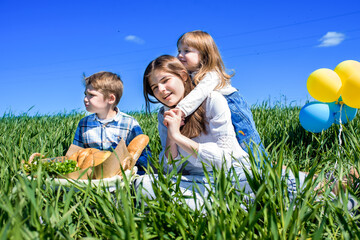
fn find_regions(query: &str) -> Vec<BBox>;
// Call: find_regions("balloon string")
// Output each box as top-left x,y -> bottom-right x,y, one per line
338,103 -> 343,149
329,103 -> 343,182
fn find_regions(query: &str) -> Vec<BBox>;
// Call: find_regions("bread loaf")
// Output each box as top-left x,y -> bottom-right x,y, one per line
81,150 -> 112,169
69,148 -> 113,169
127,134 -> 149,169
68,151 -> 80,162
75,148 -> 100,168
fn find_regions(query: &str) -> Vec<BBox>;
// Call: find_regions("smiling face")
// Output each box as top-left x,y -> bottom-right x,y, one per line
177,43 -> 201,72
148,70 -> 186,107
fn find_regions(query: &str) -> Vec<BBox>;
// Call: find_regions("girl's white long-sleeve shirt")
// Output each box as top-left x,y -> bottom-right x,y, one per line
176,71 -> 237,117
158,91 -> 249,175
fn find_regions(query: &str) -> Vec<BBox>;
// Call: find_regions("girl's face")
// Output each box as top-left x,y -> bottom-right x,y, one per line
148,70 -> 185,107
177,43 -> 201,72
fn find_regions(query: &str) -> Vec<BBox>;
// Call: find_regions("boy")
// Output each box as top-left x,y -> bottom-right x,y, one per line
73,71 -> 150,174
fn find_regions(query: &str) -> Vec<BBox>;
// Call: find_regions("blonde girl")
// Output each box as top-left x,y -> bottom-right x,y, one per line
176,30 -> 264,155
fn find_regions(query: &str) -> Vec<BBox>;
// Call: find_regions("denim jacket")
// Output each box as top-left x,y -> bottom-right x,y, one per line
224,90 -> 265,155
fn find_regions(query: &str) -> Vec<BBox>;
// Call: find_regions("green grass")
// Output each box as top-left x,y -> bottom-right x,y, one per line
0,105 -> 359,239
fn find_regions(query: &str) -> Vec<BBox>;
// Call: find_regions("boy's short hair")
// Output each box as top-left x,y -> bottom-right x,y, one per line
85,71 -> 123,107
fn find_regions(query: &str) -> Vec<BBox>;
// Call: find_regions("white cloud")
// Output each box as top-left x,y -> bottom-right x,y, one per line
317,32 -> 345,47
124,35 -> 145,44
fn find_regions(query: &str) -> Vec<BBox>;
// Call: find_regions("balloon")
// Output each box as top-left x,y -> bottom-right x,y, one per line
328,99 -> 358,124
307,68 -> 342,102
341,71 -> 360,108
334,60 -> 360,84
299,102 -> 334,133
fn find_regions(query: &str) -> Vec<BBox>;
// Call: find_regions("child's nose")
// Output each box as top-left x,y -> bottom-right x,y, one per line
159,84 -> 166,92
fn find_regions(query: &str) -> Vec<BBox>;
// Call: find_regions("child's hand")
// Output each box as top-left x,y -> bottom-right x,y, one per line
173,108 -> 185,126
164,108 -> 185,127
163,109 -> 183,139
175,107 -> 186,118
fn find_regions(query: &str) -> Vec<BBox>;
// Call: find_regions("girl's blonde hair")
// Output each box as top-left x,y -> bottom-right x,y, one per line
143,55 -> 207,138
177,30 -> 234,88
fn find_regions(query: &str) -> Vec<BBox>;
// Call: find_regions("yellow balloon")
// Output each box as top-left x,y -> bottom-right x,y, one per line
307,68 -> 342,102
342,71 -> 360,108
334,60 -> 360,85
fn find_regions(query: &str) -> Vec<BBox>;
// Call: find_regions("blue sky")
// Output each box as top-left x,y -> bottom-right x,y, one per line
1,0 -> 360,116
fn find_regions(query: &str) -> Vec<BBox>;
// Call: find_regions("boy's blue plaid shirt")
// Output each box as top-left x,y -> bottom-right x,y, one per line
73,109 -> 150,172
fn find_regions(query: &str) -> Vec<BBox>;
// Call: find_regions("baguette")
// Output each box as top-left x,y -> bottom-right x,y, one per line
75,148 -> 100,168
70,148 -> 113,169
81,150 -> 112,169
68,151 -> 80,162
127,134 -> 149,169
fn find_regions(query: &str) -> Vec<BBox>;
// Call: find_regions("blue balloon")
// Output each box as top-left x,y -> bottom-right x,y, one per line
328,99 -> 358,124
299,101 -> 334,133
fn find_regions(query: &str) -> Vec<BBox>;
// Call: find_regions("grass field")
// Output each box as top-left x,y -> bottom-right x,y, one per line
0,104 -> 359,239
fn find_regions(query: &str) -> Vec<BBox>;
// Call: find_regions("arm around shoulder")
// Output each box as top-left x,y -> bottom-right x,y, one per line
176,72 -> 221,117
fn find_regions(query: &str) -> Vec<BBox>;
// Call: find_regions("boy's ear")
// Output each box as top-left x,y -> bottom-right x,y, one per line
107,94 -> 116,105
